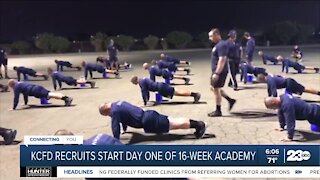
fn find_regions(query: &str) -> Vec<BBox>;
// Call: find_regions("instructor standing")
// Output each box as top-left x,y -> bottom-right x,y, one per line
208,28 -> 236,117
244,32 -> 255,65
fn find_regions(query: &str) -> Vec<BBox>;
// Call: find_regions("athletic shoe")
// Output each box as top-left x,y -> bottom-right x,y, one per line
186,69 -> 191,75
194,121 -> 207,139
315,68 -> 319,73
207,110 -> 222,117
5,75 -> 10,79
90,81 -> 96,88
4,129 -> 17,145
44,75 -> 49,80
193,93 -> 201,103
64,97 -> 73,106
77,67 -> 82,71
228,99 -> 236,111
115,71 -> 120,78
185,78 -> 190,85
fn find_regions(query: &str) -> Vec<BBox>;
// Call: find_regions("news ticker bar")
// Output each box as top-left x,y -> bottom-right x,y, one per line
20,145 -> 320,166
20,166 -> 320,178
23,135 -> 83,146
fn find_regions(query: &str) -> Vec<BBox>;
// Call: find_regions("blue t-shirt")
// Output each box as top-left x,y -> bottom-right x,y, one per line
107,45 -> 117,57
266,75 -> 286,97
0,48 -> 6,60
110,101 -> 145,139
278,94 -> 320,139
245,38 -> 255,56
211,40 -> 228,73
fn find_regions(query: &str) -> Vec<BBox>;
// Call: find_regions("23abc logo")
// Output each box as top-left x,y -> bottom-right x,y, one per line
286,150 -> 311,162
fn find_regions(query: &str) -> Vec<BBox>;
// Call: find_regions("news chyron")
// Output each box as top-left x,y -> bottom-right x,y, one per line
20,136 -> 320,178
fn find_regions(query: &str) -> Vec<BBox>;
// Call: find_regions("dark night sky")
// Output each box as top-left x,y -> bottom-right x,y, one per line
0,0 -> 319,43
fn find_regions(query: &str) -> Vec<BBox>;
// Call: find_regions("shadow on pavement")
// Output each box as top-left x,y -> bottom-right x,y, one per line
0,140 -> 22,146
126,132 -> 215,145
294,130 -> 320,142
170,83 -> 194,86
230,110 -> 277,120
159,101 -> 207,105
17,104 -> 76,110
60,87 -> 98,90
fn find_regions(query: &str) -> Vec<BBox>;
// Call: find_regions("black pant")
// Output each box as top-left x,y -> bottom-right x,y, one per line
228,59 -> 239,88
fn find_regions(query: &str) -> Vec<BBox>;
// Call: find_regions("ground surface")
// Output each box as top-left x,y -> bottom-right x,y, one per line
0,46 -> 319,180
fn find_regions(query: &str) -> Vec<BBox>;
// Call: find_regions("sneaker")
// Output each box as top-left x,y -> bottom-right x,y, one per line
193,93 -> 201,104
115,71 -> 120,78
64,97 -> 73,106
44,75 -> 49,80
207,110 -> 222,117
194,121 -> 207,139
185,78 -> 190,85
90,81 -> 96,88
186,69 -> 191,75
187,62 -> 191,66
5,75 -> 10,79
228,99 -> 236,111
315,68 -> 319,73
77,67 -> 82,71
4,129 -> 17,145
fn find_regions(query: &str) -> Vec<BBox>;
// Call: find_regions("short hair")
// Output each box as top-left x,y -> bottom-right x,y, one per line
54,129 -> 74,135
210,28 -> 220,35
131,76 -> 138,84
244,32 -> 250,37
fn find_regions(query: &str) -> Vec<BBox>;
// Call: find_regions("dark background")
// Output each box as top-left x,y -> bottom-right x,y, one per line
0,0 -> 319,43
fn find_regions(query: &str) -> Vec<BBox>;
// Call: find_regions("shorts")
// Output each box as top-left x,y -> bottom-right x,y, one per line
286,78 -> 305,95
63,62 -> 72,68
142,110 -> 170,134
210,72 -> 228,88
63,76 -> 77,86
168,64 -> 177,72
158,83 -> 175,98
293,64 -> 305,72
162,70 -> 173,80
30,86 -> 50,99
0,58 -> 8,66
26,69 -> 37,77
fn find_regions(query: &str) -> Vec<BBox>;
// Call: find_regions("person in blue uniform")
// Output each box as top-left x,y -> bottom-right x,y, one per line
277,56 -> 319,74
7,79 -> 73,110
291,45 -> 303,63
143,63 -> 190,84
54,60 -> 81,71
81,61 -> 120,79
226,30 -> 242,91
0,83 -> 9,92
244,32 -> 255,65
130,76 -> 201,106
0,127 -> 17,145
97,56 -> 132,70
48,68 -> 95,90
239,62 -> 267,84
155,60 -> 191,75
258,51 -> 278,65
264,94 -> 320,141
13,66 -> 48,81
99,100 -> 207,139
257,74 -> 320,97
106,39 -> 119,70
208,28 -> 236,117
160,53 -> 191,66
0,48 -> 9,79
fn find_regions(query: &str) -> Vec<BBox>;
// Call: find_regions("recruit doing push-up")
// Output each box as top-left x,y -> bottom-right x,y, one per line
160,53 -> 191,66
82,61 -> 120,79
54,60 -> 82,71
130,76 -> 201,106
258,51 -> 278,65
154,60 -> 191,75
13,66 -> 49,81
264,94 -> 320,142
7,79 -> 73,110
48,68 -> 95,90
96,56 -> 132,70
143,63 -> 190,84
99,100 -> 207,139
257,74 -> 320,97
277,56 -> 319,74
